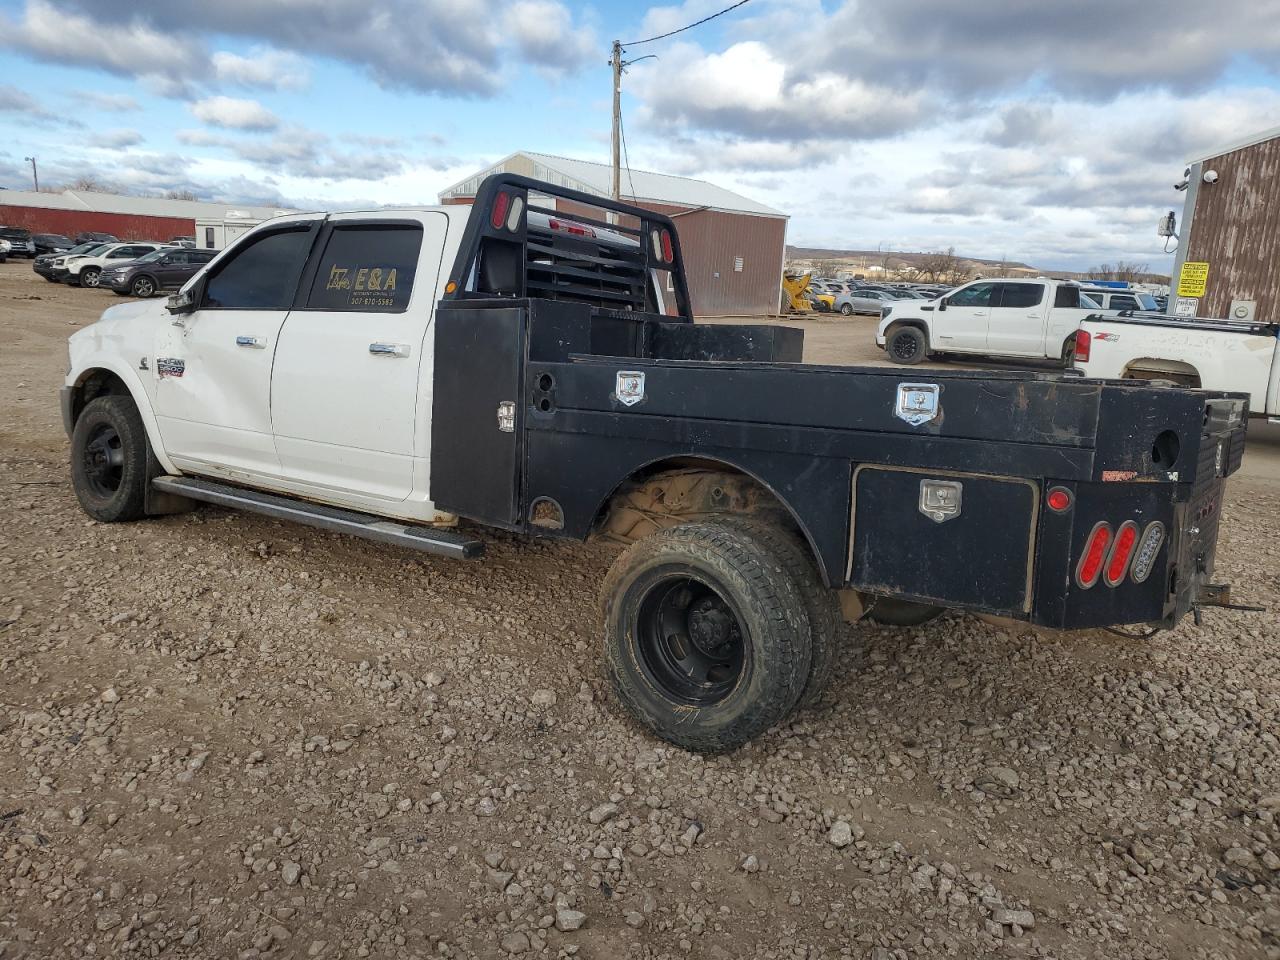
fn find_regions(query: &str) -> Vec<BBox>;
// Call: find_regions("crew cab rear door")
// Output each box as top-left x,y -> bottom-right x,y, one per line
984,281 -> 1049,357
269,213 -> 448,501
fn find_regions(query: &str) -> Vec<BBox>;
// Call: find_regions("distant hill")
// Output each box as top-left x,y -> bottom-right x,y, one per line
786,245 -> 1037,272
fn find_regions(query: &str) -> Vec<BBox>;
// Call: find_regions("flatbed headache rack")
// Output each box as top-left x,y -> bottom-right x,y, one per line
1098,309 -> 1279,337
441,173 -> 696,322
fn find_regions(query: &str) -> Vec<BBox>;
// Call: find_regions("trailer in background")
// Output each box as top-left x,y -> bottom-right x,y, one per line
194,213 -> 265,251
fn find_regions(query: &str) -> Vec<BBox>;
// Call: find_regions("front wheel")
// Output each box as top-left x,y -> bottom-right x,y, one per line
886,324 -> 928,364
70,395 -> 150,522
130,275 -> 157,297
840,303 -> 854,316
79,267 -> 102,288
601,522 -> 812,752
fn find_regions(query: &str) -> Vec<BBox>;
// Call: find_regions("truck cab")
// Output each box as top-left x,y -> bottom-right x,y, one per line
876,277 -> 1102,364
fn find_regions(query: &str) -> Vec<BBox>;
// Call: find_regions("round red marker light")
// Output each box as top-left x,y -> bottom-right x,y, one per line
1047,487 -> 1072,512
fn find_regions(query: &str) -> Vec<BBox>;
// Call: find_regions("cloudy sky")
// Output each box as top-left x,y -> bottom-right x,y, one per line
2,0 -> 1279,270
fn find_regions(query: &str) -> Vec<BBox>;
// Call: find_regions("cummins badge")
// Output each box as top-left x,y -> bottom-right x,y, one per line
895,382 -> 939,426
615,371 -> 646,407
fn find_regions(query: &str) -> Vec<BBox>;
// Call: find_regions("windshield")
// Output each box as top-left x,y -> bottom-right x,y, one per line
63,242 -> 102,256
135,248 -> 170,263
37,234 -> 71,244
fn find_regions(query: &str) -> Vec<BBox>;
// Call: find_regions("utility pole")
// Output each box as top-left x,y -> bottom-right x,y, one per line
610,40 -> 622,201
23,156 -> 38,192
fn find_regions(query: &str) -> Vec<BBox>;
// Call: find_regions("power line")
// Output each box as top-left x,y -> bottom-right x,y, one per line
620,0 -> 754,48
619,109 -> 637,202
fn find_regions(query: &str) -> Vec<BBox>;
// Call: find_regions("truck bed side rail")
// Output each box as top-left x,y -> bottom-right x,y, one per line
443,173 -> 694,322
1086,309 -> 1279,337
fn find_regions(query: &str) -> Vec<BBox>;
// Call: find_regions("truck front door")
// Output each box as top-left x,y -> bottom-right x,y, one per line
268,214 -> 445,502
984,281 -> 1049,357
153,218 -> 321,478
933,281 -> 995,351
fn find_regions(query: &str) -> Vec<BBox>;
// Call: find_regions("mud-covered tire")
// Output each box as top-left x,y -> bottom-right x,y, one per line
601,521 -> 812,752
886,324 -> 928,364
718,516 -> 842,709
70,395 -> 149,522
865,596 -> 945,627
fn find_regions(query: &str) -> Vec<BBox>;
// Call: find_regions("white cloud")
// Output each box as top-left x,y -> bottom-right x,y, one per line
88,128 -> 144,148
504,1 -> 597,72
74,90 -> 142,112
213,47 -> 311,91
190,96 -> 279,131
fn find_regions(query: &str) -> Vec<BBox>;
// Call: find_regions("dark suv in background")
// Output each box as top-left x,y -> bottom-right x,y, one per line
102,247 -> 219,297
0,227 -> 36,258
32,233 -> 74,255
73,231 -> 117,245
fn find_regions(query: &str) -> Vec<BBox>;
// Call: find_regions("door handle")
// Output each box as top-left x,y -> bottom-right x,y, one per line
236,336 -> 265,348
369,342 -> 410,358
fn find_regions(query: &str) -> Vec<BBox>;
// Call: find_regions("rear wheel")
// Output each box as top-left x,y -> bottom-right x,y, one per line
840,303 -> 854,316
887,324 -> 928,364
1061,335 -> 1076,367
70,395 -> 149,522
719,516 -> 843,709
602,522 -> 812,752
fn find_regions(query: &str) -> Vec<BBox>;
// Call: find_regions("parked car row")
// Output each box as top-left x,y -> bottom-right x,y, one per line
29,240 -> 218,297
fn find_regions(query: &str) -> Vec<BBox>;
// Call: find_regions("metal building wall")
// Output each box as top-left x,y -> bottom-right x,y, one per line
654,206 -> 786,316
1182,137 -> 1280,321
0,204 -> 193,241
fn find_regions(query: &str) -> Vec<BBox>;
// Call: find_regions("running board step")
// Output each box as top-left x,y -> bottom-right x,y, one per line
152,476 -> 484,560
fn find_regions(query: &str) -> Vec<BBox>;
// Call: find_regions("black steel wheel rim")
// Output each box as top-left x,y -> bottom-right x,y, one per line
81,423 -> 125,497
634,575 -> 747,705
891,331 -> 919,361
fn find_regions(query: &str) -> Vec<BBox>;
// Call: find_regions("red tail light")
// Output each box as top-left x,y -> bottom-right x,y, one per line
1075,521 -> 1112,589
548,217 -> 595,238
491,191 -> 510,230
1073,330 -> 1091,363
1103,521 -> 1139,587
661,228 -> 673,263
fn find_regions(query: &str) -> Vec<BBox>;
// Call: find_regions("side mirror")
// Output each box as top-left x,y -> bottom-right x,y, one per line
938,297 -> 948,311
166,277 -> 204,316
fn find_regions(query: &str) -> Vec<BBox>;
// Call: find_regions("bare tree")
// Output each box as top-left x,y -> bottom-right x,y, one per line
916,247 -> 962,283
165,188 -> 199,201
68,175 -> 113,193
1088,260 -> 1149,282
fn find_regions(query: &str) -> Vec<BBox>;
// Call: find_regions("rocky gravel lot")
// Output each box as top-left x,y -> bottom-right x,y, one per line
2,262 -> 1279,959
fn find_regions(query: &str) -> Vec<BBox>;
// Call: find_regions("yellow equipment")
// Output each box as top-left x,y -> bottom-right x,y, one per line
782,272 -> 816,313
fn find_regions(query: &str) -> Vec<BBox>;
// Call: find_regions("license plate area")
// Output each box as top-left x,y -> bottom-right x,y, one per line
848,466 -> 1039,616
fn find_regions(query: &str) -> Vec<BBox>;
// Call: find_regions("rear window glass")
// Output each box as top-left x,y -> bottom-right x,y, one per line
999,283 -> 1044,308
305,224 -> 423,313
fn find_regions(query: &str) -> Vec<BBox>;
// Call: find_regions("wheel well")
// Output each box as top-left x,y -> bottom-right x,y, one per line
70,369 -> 132,427
1122,359 -> 1201,387
592,457 -> 827,580
887,319 -> 928,335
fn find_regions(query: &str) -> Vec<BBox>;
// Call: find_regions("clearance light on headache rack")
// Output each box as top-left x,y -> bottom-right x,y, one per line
490,191 -> 510,230
1075,521 -> 1112,589
1103,520 -> 1139,587
549,217 -> 595,238
661,228 -> 673,263
1046,487 -> 1073,512
1129,522 -> 1166,584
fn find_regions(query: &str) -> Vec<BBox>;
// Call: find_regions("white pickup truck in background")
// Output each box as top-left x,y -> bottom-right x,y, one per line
1074,312 -> 1280,418
876,277 -> 1101,365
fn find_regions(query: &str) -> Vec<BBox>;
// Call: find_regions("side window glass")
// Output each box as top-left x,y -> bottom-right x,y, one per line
948,282 -> 995,307
997,283 -> 1045,308
204,227 -> 216,249
1112,295 -> 1137,309
168,251 -> 189,265
305,224 -> 423,313
203,227 -> 313,310
1055,286 -> 1080,308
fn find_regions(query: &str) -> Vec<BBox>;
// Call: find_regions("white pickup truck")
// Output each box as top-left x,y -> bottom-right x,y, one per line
1073,311 -> 1280,418
876,277 -> 1101,365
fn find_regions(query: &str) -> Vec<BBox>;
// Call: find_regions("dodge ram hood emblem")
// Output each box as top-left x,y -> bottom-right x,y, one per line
895,383 -> 939,426
615,371 -> 646,407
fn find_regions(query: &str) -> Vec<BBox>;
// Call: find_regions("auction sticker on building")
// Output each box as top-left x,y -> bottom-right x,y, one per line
1177,261 -> 1209,298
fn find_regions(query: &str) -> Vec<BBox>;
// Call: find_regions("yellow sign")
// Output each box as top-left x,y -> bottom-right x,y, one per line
1177,261 -> 1209,297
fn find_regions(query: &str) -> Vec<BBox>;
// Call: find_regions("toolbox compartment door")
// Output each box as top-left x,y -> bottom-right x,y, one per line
430,305 -> 525,529
849,466 -> 1039,616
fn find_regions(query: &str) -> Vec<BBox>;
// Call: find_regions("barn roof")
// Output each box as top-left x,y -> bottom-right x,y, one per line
0,188 -> 293,221
439,151 -> 786,219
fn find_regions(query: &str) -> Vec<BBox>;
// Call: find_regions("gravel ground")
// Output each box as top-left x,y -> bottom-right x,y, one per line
1,261 -> 1278,959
